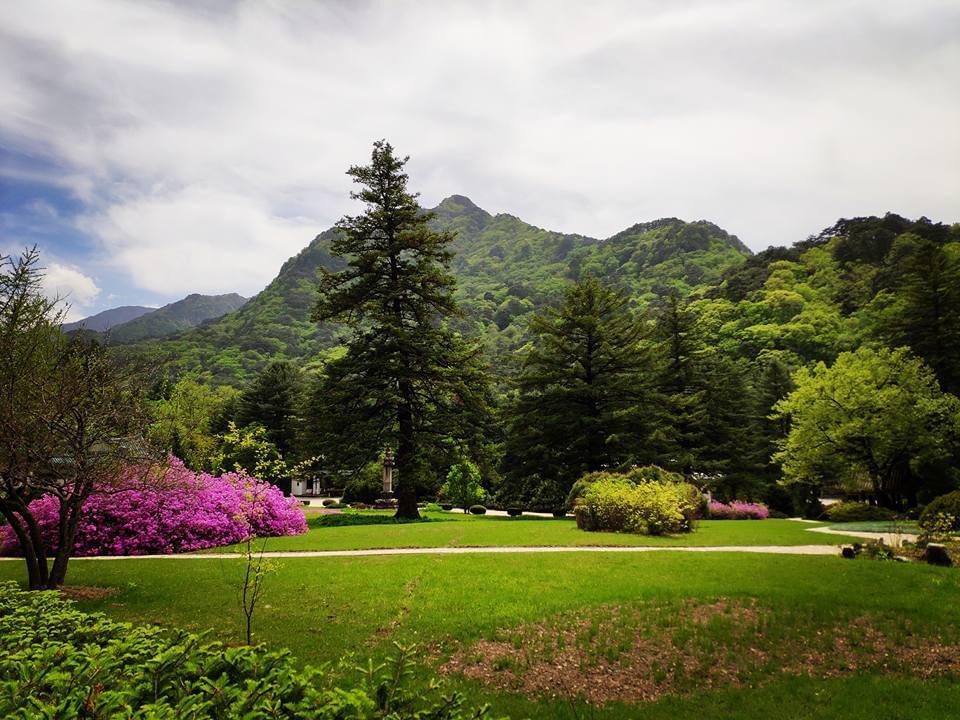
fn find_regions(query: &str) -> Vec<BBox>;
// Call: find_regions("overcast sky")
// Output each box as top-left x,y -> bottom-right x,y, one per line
1,0 -> 958,320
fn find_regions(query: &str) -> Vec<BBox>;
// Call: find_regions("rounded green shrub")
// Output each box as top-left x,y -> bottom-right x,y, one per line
321,498 -> 338,507
506,507 -> 523,517
468,505 -> 487,515
919,490 -> 960,531
440,503 -> 454,511
825,501 -> 897,523
573,477 -> 698,535
565,465 -> 687,510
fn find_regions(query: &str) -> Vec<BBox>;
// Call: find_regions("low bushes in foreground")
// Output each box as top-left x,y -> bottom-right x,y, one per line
0,581 -> 497,720
0,458 -> 306,557
574,477 -> 700,535
708,501 -> 770,520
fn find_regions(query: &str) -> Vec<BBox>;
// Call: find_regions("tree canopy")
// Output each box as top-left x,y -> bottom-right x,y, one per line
774,347 -> 960,509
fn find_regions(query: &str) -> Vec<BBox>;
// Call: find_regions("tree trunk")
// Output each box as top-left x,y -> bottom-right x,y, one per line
0,505 -> 48,590
48,497 -> 82,588
394,386 -> 420,520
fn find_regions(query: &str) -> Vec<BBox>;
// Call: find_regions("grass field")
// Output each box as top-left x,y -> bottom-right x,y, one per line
2,531 -> 958,718
207,513 -> 861,552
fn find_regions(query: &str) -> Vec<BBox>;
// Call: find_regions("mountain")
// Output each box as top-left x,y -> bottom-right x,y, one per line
137,196 -> 752,385
64,305 -> 154,333
105,293 -> 248,344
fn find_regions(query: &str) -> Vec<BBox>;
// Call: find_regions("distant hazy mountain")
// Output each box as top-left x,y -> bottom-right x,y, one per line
105,293 -> 248,344
136,196 -> 752,384
63,305 -> 154,333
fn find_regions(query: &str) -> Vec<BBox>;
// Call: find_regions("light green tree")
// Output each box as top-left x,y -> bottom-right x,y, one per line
213,422 -> 289,490
774,347 -> 960,509
440,460 -> 486,512
150,378 -> 238,470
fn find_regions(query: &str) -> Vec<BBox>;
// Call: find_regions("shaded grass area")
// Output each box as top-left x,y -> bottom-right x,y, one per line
1,551 -> 958,718
208,514 -> 861,553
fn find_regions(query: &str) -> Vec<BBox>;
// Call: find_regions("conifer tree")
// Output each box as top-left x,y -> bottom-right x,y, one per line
651,293 -> 707,473
884,239 -> 960,394
312,141 -> 492,518
236,360 -> 302,456
503,277 -> 657,507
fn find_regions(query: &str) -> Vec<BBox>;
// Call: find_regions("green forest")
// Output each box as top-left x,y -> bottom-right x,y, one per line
140,142 -> 960,520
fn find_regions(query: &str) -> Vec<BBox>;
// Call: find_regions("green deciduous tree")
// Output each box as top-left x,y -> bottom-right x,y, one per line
149,378 -> 238,470
503,277 -> 658,508
312,141 -> 493,518
440,460 -> 486,512
213,422 -> 290,491
774,347 -> 960,509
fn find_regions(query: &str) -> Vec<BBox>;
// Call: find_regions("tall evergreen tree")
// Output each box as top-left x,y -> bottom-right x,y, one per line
236,360 -> 302,456
651,293 -> 707,473
503,277 -> 657,507
883,239 -> 960,394
312,141 -> 492,518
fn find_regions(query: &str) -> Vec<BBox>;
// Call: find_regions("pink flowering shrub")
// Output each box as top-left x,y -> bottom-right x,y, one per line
0,458 -> 306,557
708,500 -> 769,520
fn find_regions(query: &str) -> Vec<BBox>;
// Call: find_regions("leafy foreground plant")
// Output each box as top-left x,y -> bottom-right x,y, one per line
0,581 -> 500,719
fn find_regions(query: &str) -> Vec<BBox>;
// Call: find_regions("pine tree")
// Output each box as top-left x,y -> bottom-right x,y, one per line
885,239 -> 960,394
651,293 -> 707,474
236,360 -> 302,457
503,277 -> 658,507
312,141 -> 492,518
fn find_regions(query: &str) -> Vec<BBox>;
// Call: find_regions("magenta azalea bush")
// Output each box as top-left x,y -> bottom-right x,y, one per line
708,500 -> 770,520
0,458 -> 306,557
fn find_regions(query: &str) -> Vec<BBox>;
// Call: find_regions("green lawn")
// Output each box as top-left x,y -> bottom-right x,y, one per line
209,513 -> 861,552
1,550 -> 957,718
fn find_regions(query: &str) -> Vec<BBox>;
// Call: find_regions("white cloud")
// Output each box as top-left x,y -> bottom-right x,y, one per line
1,0 -> 958,304
79,186 -> 315,296
40,262 -> 101,321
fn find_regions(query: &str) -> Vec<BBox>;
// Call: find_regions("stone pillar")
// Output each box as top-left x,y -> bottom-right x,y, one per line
382,448 -> 394,497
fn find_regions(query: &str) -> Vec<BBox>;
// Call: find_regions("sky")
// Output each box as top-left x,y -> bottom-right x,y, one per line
1,1 -> 958,321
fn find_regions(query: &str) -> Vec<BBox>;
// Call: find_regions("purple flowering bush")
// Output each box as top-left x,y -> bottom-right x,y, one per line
0,458 -> 306,557
708,500 -> 770,520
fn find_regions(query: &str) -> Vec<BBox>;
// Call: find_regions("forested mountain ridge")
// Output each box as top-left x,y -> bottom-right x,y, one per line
140,196 -> 752,384
693,213 -> 960,385
63,305 -> 153,333
106,293 -> 248,344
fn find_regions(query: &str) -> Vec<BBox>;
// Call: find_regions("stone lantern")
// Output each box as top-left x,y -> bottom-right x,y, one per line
382,448 -> 395,497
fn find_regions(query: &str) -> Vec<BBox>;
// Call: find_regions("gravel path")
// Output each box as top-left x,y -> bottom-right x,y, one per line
0,544 -> 843,561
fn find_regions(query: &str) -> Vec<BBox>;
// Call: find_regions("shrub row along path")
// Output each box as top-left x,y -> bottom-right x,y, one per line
0,544 -> 846,561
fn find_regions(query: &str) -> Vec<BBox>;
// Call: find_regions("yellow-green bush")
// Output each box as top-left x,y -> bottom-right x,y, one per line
573,477 -> 699,535
565,464 -> 686,510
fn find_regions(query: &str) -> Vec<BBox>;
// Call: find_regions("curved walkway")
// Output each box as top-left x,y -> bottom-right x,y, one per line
0,544 -> 843,561
806,525 -> 917,546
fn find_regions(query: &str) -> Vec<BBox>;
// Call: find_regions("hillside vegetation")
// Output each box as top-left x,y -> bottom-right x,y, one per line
140,196 -> 752,384
106,292 -> 248,344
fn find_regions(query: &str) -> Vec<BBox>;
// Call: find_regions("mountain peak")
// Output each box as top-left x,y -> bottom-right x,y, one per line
432,195 -> 492,236
437,194 -> 481,210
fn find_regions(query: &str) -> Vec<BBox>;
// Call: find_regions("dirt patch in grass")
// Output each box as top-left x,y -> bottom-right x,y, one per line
441,599 -> 960,706
58,586 -> 118,602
